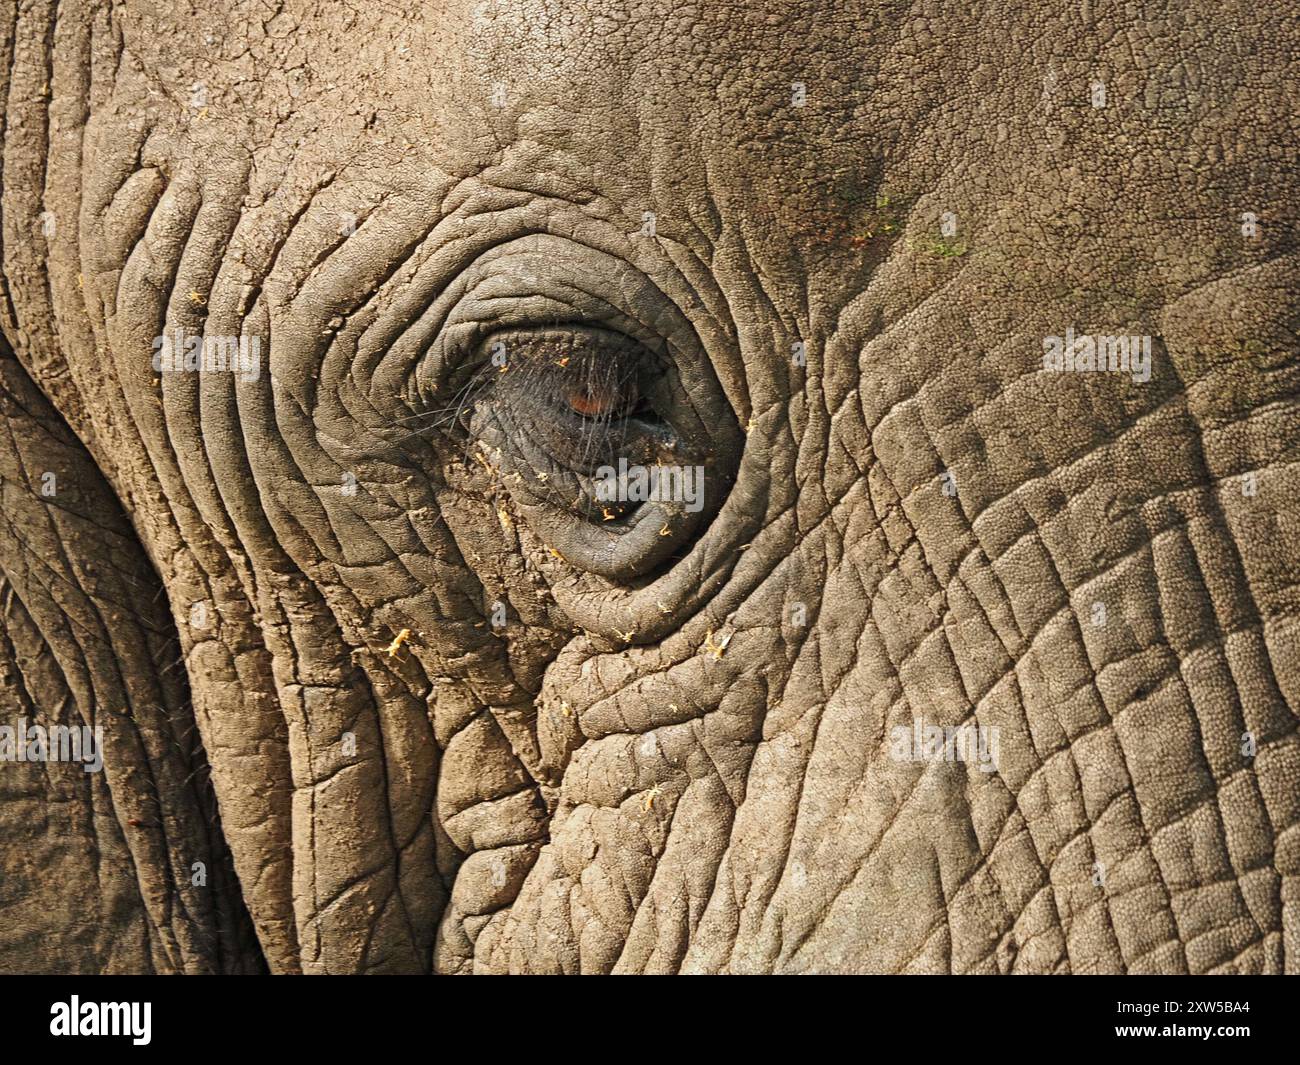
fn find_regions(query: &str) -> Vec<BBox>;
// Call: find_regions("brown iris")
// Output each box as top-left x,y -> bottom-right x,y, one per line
566,381 -> 634,418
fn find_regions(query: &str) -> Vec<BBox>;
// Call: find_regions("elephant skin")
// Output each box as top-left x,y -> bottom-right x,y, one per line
0,0 -> 1298,974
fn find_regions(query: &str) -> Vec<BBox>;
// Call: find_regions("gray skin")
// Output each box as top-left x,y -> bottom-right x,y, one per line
0,0 -> 1298,974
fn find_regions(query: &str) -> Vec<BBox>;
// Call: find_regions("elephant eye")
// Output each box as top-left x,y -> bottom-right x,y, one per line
467,326 -> 668,472
457,324 -> 737,581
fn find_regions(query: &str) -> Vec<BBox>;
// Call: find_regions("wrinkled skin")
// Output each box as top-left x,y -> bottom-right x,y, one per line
1,0 -> 1298,974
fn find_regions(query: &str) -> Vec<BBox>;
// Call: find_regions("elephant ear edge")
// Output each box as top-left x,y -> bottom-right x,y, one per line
0,331 -> 263,974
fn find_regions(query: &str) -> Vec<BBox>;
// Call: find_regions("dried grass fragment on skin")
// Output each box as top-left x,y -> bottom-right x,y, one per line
384,628 -> 412,659
703,630 -> 732,660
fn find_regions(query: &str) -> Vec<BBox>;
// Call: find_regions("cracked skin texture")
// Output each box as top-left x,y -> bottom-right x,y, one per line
0,0 -> 1298,974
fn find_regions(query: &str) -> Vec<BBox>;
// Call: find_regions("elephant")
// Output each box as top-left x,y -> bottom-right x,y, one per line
0,0 -> 1297,975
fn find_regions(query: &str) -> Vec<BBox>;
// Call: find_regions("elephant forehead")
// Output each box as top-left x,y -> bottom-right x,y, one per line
427,0 -> 886,169
119,0 -> 894,248
411,1 -> 958,271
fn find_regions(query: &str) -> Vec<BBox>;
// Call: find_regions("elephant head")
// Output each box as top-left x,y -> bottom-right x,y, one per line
1,0 -> 1297,974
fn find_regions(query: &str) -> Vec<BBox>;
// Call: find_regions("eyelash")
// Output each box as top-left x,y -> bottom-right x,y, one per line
427,325 -> 658,478
415,307 -> 740,579
482,329 -> 647,415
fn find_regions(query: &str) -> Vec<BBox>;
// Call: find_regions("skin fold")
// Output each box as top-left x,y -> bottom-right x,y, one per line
0,0 -> 1297,974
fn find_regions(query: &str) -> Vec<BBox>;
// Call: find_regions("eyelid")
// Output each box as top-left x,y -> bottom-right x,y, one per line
479,326 -> 652,401
412,268 -> 744,582
398,235 -> 725,422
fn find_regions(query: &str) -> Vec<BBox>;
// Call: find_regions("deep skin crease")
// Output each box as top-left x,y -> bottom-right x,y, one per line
0,0 -> 1298,974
